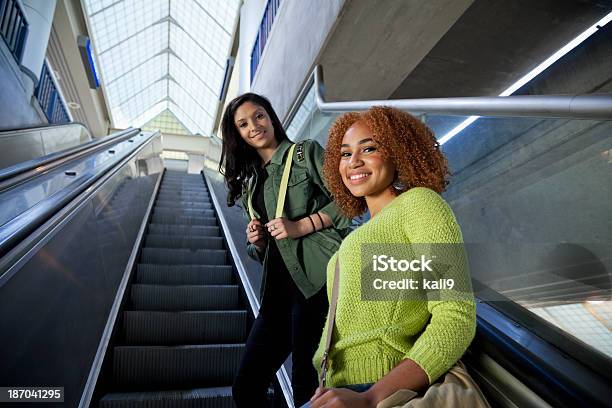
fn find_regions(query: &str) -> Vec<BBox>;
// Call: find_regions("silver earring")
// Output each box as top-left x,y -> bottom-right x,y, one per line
392,179 -> 407,191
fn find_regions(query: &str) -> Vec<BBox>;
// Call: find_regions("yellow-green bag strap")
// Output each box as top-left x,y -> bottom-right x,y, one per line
247,180 -> 255,220
246,144 -> 296,220
275,143 -> 296,218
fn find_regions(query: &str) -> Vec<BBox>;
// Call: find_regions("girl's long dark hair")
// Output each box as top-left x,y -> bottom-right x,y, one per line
219,93 -> 289,207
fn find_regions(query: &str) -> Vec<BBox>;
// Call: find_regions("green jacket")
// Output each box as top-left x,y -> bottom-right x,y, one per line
241,138 -> 351,299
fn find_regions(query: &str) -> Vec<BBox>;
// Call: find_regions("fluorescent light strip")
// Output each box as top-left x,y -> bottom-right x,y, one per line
438,11 -> 612,145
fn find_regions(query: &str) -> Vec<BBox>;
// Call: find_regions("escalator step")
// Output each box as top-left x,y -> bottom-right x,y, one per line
156,195 -> 211,203
163,174 -> 199,178
161,182 -> 203,186
158,190 -> 208,197
99,386 -> 233,408
159,185 -> 206,191
144,235 -> 223,250
147,224 -> 220,237
153,208 -> 216,218
136,264 -> 232,285
163,176 -> 200,180
124,311 -> 247,344
151,214 -> 217,226
131,284 -> 240,310
160,185 -> 204,190
140,248 -> 226,265
159,185 -> 210,196
113,344 -> 244,387
155,201 -> 212,210
152,209 -> 214,217
158,189 -> 208,194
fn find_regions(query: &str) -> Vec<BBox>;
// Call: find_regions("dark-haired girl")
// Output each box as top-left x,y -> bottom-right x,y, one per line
220,93 -> 351,407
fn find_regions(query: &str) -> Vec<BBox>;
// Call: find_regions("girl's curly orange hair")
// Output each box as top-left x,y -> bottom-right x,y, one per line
323,106 -> 450,218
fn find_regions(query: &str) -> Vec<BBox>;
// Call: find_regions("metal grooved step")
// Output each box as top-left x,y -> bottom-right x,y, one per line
98,170 -> 247,408
99,387 -> 234,408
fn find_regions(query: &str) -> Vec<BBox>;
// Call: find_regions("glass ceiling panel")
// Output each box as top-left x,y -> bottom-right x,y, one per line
169,54 -> 217,115
106,54 -> 167,108
83,0 -> 240,134
142,109 -> 191,136
85,0 -> 118,16
195,0 -> 241,34
169,24 -> 225,96
98,23 -> 168,81
112,80 -> 167,129
169,101 -> 201,137
171,0 -> 231,66
132,101 -> 168,130
169,81 -> 212,134
87,0 -> 168,52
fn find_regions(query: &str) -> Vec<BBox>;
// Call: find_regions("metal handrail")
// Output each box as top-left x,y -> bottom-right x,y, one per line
0,127 -> 140,188
0,131 -> 158,259
284,65 -> 612,126
0,121 -> 91,136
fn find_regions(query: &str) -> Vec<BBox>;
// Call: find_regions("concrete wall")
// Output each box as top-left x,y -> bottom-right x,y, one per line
161,133 -> 222,173
20,0 -> 57,83
318,0 -> 473,101
245,0 -> 345,120
162,134 -> 207,153
391,0 -> 610,98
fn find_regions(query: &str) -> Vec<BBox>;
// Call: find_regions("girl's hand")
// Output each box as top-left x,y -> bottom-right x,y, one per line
246,218 -> 267,251
310,387 -> 375,408
266,217 -> 310,239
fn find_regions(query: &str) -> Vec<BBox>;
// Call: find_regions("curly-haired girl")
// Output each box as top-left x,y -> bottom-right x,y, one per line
305,107 -> 487,407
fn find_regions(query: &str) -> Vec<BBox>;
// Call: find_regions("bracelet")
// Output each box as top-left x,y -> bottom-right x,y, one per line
307,215 -> 316,233
315,212 -> 325,229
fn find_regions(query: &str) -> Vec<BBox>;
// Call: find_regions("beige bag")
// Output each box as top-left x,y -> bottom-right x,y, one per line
376,361 -> 490,408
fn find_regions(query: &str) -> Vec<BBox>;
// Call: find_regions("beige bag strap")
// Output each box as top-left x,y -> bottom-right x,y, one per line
247,144 -> 296,220
319,257 -> 341,388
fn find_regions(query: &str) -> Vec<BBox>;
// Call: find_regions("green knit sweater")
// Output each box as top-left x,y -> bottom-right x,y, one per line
313,187 -> 476,387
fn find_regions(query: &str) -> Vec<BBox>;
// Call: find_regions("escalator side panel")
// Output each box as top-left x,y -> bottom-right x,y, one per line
0,140 -> 162,407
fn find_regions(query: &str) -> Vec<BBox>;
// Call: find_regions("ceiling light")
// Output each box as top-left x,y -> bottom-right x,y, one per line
439,11 -> 612,145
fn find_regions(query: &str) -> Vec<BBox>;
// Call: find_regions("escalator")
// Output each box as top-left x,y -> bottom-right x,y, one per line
97,170 -> 247,407
0,125 -> 260,407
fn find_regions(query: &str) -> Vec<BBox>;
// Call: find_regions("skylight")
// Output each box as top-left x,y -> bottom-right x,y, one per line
82,0 -> 241,135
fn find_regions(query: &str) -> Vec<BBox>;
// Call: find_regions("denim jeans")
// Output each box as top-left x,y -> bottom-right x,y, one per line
299,383 -> 374,408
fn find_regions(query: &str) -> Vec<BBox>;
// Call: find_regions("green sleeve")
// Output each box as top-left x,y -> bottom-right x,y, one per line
303,140 -> 351,229
400,188 -> 477,383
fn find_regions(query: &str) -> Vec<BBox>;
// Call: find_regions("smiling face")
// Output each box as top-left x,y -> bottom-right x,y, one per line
339,120 -> 396,198
234,101 -> 278,151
